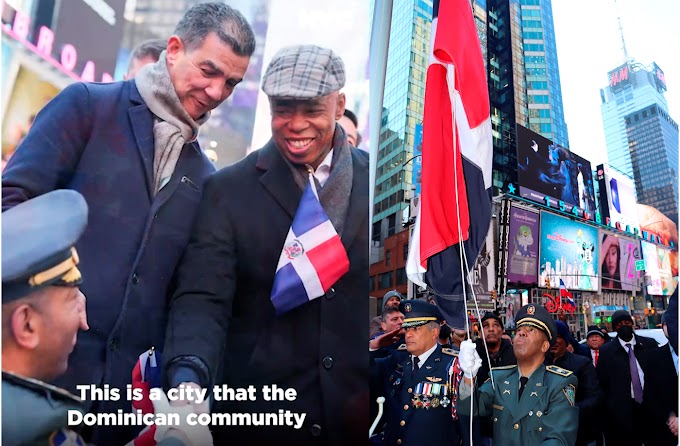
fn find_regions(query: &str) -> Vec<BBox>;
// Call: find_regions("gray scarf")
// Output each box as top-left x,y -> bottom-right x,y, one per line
283,124 -> 353,236
134,51 -> 210,194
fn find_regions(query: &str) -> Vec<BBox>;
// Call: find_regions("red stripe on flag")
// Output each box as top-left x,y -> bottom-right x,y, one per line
306,236 -> 349,291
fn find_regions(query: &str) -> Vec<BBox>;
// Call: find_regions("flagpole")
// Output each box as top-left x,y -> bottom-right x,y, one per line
368,0 -> 392,244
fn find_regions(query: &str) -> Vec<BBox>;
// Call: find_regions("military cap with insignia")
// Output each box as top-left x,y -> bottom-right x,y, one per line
514,304 -> 557,345
2,190 -> 88,303
400,299 -> 444,329
262,44 -> 345,99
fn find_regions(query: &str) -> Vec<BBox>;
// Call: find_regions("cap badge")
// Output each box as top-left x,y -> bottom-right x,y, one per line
405,303 -> 412,312
527,305 -> 535,315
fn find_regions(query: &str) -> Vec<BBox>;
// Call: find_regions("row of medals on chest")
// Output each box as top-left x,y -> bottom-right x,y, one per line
412,381 -> 450,409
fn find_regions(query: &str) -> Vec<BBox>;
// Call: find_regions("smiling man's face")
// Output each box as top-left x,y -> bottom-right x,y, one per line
270,92 -> 345,169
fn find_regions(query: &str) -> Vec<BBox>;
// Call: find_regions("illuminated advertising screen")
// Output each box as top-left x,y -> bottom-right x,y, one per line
643,241 -> 676,295
539,212 -> 599,291
516,125 -> 596,218
470,224 -> 495,295
600,232 -> 641,291
596,164 -> 639,234
507,205 -> 539,284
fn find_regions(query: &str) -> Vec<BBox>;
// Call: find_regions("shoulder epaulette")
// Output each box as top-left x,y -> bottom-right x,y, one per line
491,364 -> 517,371
442,348 -> 458,356
398,343 -> 407,351
546,365 -> 573,377
2,371 -> 82,404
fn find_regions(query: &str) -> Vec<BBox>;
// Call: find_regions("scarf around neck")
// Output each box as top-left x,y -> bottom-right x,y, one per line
134,51 -> 210,194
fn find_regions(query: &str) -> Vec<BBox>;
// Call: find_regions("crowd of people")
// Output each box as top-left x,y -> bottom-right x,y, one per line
369,289 -> 679,446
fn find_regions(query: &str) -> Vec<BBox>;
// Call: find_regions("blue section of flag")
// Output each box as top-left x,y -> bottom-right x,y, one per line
291,183 -> 327,236
144,349 -> 162,388
271,262 -> 309,315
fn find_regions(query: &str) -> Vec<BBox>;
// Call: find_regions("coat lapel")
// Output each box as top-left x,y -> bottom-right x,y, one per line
340,149 -> 368,249
256,140 -> 303,219
128,83 -> 154,199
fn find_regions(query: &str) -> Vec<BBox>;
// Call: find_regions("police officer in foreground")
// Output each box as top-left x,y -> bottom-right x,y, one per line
370,300 -> 459,445
1,190 -> 209,446
458,304 -> 579,446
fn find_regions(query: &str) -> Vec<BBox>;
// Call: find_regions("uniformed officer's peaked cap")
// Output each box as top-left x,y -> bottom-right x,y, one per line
262,45 -> 345,98
2,190 -> 88,303
400,299 -> 444,329
515,304 -> 557,345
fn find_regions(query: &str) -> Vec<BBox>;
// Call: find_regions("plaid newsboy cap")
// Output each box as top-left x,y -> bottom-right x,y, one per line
261,45 -> 345,98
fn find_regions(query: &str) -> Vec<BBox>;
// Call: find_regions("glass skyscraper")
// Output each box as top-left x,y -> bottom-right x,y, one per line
372,0 -> 432,245
600,62 -> 670,177
626,103 -> 679,225
487,0 -> 569,192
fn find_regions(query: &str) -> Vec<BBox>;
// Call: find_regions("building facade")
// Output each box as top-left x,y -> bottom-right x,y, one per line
626,103 -> 679,225
600,62 -> 670,179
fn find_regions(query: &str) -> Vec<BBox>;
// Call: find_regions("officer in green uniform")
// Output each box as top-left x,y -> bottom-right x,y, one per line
458,304 -> 579,446
371,300 -> 459,446
1,190 -> 206,446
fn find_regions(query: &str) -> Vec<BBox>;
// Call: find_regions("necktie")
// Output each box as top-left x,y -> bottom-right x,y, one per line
519,376 -> 529,399
626,344 -> 643,403
413,356 -> 420,372
594,349 -> 599,366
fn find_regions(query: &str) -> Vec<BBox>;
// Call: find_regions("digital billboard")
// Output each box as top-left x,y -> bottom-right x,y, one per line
596,164 -> 640,234
643,241 -> 676,295
516,125 -> 596,218
608,63 -> 631,92
470,224 -> 495,295
507,205 -> 539,284
600,232 -> 641,291
539,212 -> 599,291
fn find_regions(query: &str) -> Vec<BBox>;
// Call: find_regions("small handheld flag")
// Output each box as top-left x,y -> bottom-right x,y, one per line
129,347 -> 162,446
559,279 -> 576,313
270,171 -> 349,315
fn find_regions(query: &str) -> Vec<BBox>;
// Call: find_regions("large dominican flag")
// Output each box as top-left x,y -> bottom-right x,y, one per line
406,0 -> 493,328
270,175 -> 349,315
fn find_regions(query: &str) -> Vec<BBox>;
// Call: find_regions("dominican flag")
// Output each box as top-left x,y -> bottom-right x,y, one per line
405,0 -> 492,328
560,279 -> 576,312
270,174 -> 349,315
126,348 -> 162,446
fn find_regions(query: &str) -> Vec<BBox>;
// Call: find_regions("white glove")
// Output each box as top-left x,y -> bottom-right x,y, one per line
152,390 -> 214,446
458,339 -> 482,378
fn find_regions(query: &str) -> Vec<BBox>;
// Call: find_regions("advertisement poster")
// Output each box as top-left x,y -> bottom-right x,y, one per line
516,124 -> 596,216
618,237 -> 642,291
597,164 -> 640,234
640,242 -> 675,296
600,233 -> 641,291
539,212 -> 599,291
507,206 -> 539,284
642,241 -> 662,295
470,224 -> 495,295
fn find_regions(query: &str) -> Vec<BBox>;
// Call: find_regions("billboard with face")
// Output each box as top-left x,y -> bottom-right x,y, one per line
600,232 -> 641,291
470,223 -> 496,295
539,212 -> 599,291
516,125 -> 596,217
597,164 -> 640,234
507,205 -> 539,284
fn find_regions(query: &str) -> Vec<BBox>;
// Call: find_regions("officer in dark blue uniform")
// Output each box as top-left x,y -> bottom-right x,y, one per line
1,191 -> 200,446
371,300 -> 459,446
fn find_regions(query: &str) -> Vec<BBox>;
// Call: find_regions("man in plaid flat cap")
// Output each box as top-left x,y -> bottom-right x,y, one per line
163,44 -> 369,445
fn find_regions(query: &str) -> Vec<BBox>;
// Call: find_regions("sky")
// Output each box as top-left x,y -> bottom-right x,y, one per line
552,0 -> 679,169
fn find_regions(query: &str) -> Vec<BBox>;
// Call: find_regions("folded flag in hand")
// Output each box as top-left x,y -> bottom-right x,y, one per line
270,172 -> 349,315
129,347 -> 162,446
